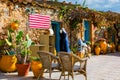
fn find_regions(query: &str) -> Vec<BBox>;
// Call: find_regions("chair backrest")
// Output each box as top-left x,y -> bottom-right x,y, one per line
58,52 -> 73,71
37,51 -> 52,69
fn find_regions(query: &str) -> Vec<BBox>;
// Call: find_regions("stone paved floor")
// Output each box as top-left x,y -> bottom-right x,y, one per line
0,52 -> 120,80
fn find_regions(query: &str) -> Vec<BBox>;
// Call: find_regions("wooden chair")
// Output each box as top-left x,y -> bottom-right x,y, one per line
58,52 -> 88,80
37,51 -> 60,80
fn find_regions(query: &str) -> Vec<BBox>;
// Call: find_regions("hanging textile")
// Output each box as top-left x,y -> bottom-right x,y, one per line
77,39 -> 87,53
29,14 -> 50,29
60,28 -> 71,53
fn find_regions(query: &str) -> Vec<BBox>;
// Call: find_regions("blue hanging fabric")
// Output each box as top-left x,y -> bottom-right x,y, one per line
60,28 -> 71,53
77,39 -> 87,52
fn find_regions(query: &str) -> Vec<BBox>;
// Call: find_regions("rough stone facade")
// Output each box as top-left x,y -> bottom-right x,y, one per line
0,1 -> 60,44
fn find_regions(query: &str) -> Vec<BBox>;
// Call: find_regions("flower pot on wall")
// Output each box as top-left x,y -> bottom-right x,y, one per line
0,55 -> 17,72
16,63 -> 31,76
31,60 -> 43,78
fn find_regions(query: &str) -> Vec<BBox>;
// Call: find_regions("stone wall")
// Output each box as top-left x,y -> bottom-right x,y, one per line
0,1 -> 59,44
0,1 -> 89,47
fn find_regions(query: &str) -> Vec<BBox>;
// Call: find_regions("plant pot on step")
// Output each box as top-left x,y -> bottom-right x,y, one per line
99,40 -> 107,54
15,31 -> 33,76
0,55 -> 17,72
95,46 -> 101,55
31,60 -> 43,78
16,63 -> 31,76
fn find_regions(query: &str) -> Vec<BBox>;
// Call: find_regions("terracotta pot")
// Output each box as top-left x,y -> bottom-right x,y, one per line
31,60 -> 43,78
108,44 -> 112,53
0,55 -> 17,72
110,43 -> 116,53
99,40 -> 107,54
77,52 -> 84,58
16,63 -> 30,76
95,46 -> 101,55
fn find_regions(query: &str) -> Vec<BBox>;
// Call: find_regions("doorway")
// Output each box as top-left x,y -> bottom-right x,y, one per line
84,20 -> 90,42
51,21 -> 60,52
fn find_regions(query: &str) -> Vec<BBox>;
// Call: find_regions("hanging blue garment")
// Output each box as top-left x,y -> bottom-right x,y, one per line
60,29 -> 71,53
78,39 -> 83,52
65,34 -> 71,53
77,39 -> 87,52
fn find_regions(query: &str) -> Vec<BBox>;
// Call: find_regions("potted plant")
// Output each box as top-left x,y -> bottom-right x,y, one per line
30,56 -> 43,78
0,20 -> 19,72
0,35 -> 17,72
15,31 -> 34,76
99,38 -> 107,54
94,43 -> 101,55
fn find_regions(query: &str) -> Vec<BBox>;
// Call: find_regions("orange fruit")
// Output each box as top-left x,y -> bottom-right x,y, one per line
11,22 -> 19,30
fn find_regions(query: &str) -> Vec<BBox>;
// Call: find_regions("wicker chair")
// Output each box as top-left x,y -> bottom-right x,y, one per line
58,52 -> 88,80
37,51 -> 60,80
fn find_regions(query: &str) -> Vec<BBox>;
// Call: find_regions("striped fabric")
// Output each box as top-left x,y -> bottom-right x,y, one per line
29,14 -> 50,29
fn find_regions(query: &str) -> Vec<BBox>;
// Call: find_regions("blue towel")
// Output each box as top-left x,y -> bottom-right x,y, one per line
77,39 -> 87,52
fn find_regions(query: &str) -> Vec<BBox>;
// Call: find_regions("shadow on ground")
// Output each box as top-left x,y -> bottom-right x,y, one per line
106,52 -> 120,57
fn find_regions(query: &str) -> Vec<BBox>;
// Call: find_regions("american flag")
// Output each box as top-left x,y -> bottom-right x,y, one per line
29,14 -> 50,29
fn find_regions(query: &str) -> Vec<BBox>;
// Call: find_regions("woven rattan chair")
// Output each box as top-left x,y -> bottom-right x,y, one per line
58,52 -> 88,80
37,51 -> 60,80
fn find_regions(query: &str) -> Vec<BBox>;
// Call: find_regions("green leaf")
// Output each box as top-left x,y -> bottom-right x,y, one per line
5,39 -> 12,46
26,34 -> 33,48
16,31 -> 23,44
30,56 -> 40,61
27,39 -> 32,48
4,50 -> 10,55
82,0 -> 87,8
8,31 -> 12,43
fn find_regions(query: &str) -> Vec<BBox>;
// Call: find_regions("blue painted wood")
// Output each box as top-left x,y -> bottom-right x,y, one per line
84,20 -> 90,42
51,21 -> 60,52
112,35 -> 115,43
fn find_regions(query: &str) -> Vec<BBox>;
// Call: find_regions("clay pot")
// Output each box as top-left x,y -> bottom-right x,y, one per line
95,46 -> 101,55
31,60 -> 43,78
99,40 -> 107,54
0,55 -> 17,72
16,63 -> 30,76
110,43 -> 116,53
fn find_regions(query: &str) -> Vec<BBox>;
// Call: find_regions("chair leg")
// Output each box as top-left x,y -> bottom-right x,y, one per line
37,73 -> 41,80
83,73 -> 87,80
63,72 -> 65,80
71,72 -> 74,80
59,74 -> 62,80
49,68 -> 52,80
37,69 -> 44,80
68,72 -> 69,80
59,71 -> 63,80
